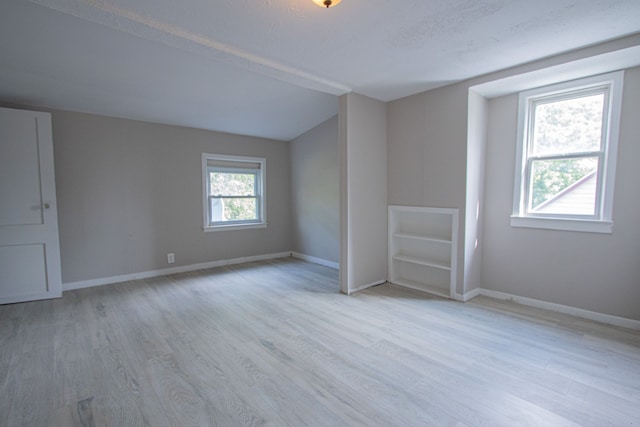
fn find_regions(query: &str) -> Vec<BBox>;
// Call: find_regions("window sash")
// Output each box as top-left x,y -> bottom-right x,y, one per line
207,168 -> 259,197
523,153 -> 603,218
207,168 -> 261,225
517,81 -> 614,221
202,153 -> 266,230
527,87 -> 610,157
208,195 -> 260,226
510,71 -> 623,233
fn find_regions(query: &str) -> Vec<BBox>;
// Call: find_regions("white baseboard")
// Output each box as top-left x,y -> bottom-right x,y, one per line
479,288 -> 640,331
62,254 -> 639,331
348,280 -> 386,295
291,252 -> 340,270
454,287 -> 481,302
63,252 -> 292,292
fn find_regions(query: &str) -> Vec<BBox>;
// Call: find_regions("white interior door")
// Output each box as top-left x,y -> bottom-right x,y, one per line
0,107 -> 62,304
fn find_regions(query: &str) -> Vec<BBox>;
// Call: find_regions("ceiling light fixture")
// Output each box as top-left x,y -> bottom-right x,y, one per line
312,0 -> 342,8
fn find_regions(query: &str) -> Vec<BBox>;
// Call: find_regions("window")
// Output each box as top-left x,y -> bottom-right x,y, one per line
202,154 -> 266,231
511,71 -> 623,233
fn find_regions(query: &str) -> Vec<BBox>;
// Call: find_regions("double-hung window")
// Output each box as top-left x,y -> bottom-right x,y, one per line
202,154 -> 266,231
511,71 -> 623,233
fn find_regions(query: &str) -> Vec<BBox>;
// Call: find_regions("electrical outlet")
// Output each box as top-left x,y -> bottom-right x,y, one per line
167,253 -> 175,264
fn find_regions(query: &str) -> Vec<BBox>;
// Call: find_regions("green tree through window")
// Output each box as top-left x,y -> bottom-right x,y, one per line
202,153 -> 266,229
529,94 -> 602,210
512,71 -> 623,233
210,172 -> 257,221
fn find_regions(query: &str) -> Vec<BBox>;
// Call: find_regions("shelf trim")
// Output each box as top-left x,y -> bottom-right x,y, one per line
393,232 -> 452,244
392,254 -> 451,270
389,205 -> 459,299
388,205 -> 459,216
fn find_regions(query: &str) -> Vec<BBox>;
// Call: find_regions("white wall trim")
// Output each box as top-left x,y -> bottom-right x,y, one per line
63,252 -> 292,292
347,280 -> 386,295
291,252 -> 339,270
509,216 -> 614,234
478,289 -> 640,331
454,287 -> 481,302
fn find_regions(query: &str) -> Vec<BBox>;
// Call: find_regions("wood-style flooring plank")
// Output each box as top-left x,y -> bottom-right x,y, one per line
0,257 -> 639,426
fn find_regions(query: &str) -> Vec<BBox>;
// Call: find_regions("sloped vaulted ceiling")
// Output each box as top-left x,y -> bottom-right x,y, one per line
1,0 -> 639,140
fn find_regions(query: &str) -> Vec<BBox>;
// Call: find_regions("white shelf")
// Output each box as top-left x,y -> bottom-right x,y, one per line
392,254 -> 451,271
388,206 -> 458,299
393,232 -> 451,244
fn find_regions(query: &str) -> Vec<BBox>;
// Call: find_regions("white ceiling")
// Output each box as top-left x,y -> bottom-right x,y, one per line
1,0 -> 639,141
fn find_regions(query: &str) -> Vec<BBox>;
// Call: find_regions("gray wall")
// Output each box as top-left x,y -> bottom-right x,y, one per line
386,35 -> 640,319
289,115 -> 339,263
463,90 -> 488,295
482,66 -> 640,320
387,83 -> 469,295
52,110 -> 292,284
340,93 -> 387,293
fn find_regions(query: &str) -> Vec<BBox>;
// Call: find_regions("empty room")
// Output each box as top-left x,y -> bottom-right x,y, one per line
1,0 -> 640,425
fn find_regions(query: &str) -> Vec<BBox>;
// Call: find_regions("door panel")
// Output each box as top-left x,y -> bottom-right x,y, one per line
0,244 -> 48,298
0,107 -> 61,304
0,112 -> 43,226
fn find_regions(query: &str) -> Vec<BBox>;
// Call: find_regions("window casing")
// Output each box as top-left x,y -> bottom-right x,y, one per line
202,154 -> 266,231
511,71 -> 623,233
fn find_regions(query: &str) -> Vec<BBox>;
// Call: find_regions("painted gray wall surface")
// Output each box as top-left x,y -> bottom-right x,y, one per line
387,92 -> 426,206
463,91 -> 488,294
481,67 -> 640,321
51,110 -> 292,284
340,93 -> 387,293
387,36 -> 640,315
387,83 -> 469,295
289,115 -> 339,263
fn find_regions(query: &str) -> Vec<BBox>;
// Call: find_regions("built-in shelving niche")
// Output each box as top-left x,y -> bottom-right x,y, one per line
388,206 -> 458,299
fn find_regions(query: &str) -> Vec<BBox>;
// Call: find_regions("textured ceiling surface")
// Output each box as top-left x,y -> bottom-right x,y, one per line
1,0 -> 639,140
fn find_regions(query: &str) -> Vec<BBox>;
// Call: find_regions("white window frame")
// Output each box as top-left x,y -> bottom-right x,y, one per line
202,153 -> 266,232
511,71 -> 624,234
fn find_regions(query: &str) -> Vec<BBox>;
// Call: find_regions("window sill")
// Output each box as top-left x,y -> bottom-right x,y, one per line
510,216 -> 613,234
203,223 -> 267,232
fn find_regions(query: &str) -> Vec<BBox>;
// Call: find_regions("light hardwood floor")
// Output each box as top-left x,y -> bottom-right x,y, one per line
1,258 -> 639,426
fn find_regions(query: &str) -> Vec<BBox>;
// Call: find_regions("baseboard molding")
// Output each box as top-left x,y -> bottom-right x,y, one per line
63,252 -> 292,292
454,287 -> 481,302
347,280 -> 386,295
479,288 -> 640,331
291,252 -> 339,270
63,256 -> 639,330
